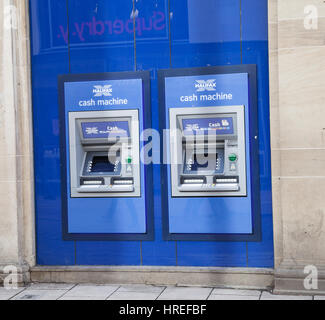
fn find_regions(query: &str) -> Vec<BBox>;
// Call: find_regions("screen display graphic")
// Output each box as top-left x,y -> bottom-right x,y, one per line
182,117 -> 234,136
81,121 -> 130,139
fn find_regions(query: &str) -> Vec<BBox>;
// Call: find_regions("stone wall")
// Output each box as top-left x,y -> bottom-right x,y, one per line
0,0 -> 34,284
270,0 -> 325,294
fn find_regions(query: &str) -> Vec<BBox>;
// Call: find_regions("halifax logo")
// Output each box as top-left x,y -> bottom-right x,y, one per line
93,85 -> 113,97
195,79 -> 217,92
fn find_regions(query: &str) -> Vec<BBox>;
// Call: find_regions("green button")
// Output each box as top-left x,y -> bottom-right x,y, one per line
127,157 -> 132,164
229,154 -> 238,162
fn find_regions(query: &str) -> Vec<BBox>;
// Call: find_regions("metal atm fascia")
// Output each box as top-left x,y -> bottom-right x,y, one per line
69,110 -> 141,198
169,106 -> 247,197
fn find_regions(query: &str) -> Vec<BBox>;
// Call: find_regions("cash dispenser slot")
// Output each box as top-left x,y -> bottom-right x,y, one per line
181,176 -> 207,184
80,177 -> 105,186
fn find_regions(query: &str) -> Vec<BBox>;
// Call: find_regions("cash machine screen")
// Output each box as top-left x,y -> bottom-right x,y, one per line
185,153 -> 217,172
184,151 -> 224,175
91,156 -> 116,173
84,153 -> 122,176
182,117 -> 234,136
81,121 -> 130,139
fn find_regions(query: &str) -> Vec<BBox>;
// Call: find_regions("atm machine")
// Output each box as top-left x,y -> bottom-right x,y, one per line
59,72 -> 153,240
159,67 -> 261,241
69,110 -> 140,197
169,106 -> 246,197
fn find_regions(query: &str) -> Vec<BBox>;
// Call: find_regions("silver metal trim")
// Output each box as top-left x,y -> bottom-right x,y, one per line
69,110 -> 141,198
169,106 -> 247,197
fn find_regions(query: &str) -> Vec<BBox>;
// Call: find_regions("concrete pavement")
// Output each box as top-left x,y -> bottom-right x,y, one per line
0,284 -> 317,300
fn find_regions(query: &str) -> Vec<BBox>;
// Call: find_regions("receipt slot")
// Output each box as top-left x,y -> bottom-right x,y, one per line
59,72 -> 153,240
69,110 -> 140,197
170,106 -> 247,197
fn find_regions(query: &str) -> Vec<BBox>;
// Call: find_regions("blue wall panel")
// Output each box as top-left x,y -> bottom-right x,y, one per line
66,0 -> 141,265
67,0 -> 136,73
30,0 -> 75,265
135,0 -> 177,266
242,0 -> 274,268
171,0 -> 241,68
30,0 -> 274,268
